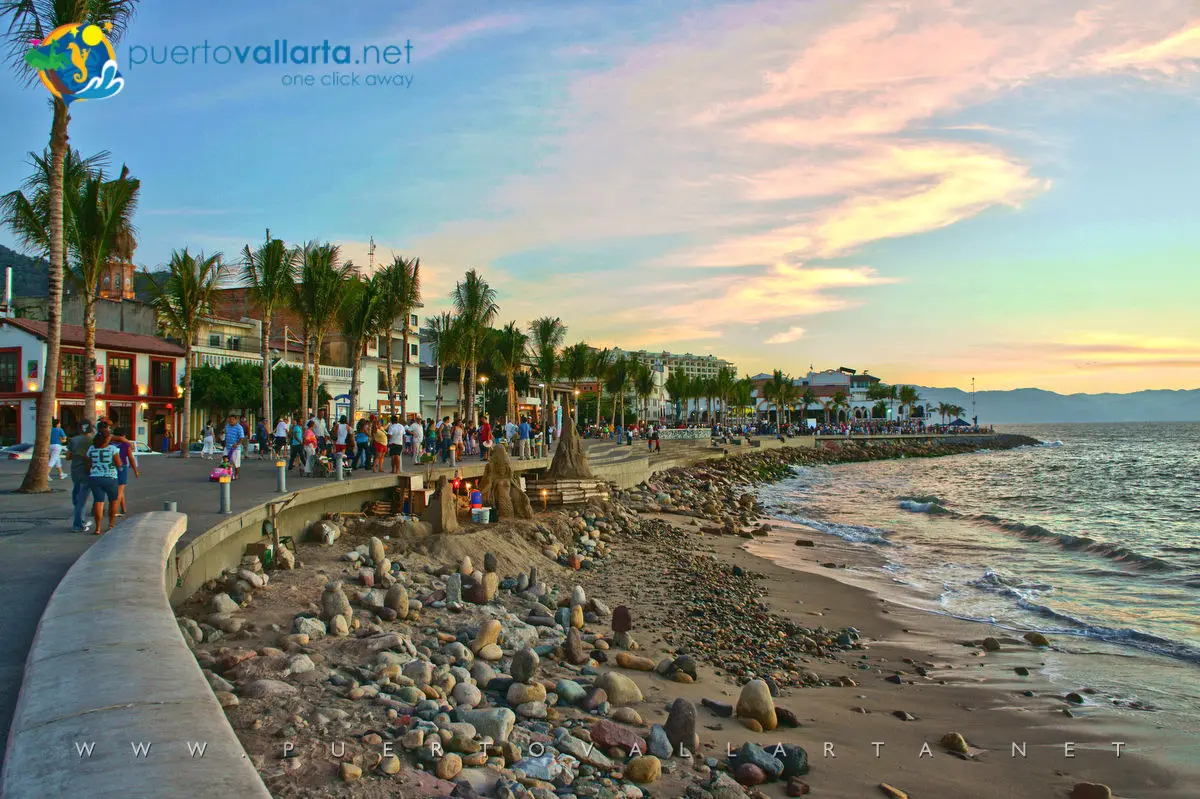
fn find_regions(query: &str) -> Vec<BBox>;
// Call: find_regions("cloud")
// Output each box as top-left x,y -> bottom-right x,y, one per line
408,0 -> 1200,366
1093,22 -> 1200,74
416,12 -> 529,60
766,326 -> 806,344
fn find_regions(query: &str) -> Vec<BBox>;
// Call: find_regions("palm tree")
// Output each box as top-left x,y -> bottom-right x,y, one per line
949,403 -> 966,420
4,0 -> 139,492
897,385 -> 921,420
451,269 -> 498,425
241,234 -> 298,426
936,401 -> 952,424
422,312 -> 456,422
831,390 -> 849,423
712,367 -> 736,423
589,348 -> 612,427
65,163 -> 139,418
604,355 -> 629,428
633,362 -> 654,425
149,249 -> 225,458
377,255 -> 421,417
800,387 -> 817,426
731,378 -> 752,426
560,341 -> 591,419
885,384 -> 898,419
872,400 -> 888,419
293,242 -> 352,415
339,273 -> 390,421
764,370 -> 790,428
493,321 -> 528,425
664,369 -> 689,424
528,316 -> 566,436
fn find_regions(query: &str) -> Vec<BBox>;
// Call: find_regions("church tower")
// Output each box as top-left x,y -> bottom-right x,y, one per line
98,228 -> 136,300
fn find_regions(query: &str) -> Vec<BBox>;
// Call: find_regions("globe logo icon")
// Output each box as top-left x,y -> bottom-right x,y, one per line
25,22 -> 124,105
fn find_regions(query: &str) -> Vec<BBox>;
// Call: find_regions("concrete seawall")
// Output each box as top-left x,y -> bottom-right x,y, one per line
0,512 -> 271,798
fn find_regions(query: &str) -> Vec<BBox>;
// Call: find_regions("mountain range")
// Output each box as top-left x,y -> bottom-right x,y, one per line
915,386 -> 1200,424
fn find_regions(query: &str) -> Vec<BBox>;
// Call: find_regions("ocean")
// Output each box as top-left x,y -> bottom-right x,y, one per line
753,422 -> 1200,766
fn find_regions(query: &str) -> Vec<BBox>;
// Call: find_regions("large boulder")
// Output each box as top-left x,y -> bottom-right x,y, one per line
421,476 -> 460,533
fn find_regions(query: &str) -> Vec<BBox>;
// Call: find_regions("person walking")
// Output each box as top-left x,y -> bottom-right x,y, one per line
68,420 -> 94,532
255,418 -> 269,459
223,413 -> 245,479
354,419 -> 371,470
288,416 -> 304,470
48,418 -> 67,479
386,415 -> 405,474
201,420 -> 216,459
518,416 -> 532,460
112,426 -> 139,516
372,420 -> 387,473
408,416 -> 425,463
478,415 -> 492,461
301,419 -> 318,474
452,419 -> 464,465
273,416 -> 289,456
86,421 -> 123,534
314,411 -> 329,454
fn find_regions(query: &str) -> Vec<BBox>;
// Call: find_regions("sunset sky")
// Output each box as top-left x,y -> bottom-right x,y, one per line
2,0 -> 1198,393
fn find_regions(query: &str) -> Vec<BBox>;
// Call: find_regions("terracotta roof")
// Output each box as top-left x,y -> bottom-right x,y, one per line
2,318 -> 186,357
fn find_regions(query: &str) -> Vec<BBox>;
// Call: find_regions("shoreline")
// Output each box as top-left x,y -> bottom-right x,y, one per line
178,433 -> 1190,798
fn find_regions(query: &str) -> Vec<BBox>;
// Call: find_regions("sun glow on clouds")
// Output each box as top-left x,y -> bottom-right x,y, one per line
409,0 -> 1200,383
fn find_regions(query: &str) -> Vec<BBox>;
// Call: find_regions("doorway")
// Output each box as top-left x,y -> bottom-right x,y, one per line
0,403 -> 18,445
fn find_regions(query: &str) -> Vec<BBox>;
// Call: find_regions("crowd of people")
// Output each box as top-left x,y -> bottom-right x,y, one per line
198,409 -> 561,478
50,415 -> 141,535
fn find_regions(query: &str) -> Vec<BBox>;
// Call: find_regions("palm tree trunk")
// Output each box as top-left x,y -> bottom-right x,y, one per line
399,328 -> 410,419
180,343 -> 194,459
506,371 -> 515,425
456,365 -> 465,422
83,297 -> 97,419
261,314 -> 272,426
595,390 -> 603,428
467,344 -> 478,425
20,102 -> 70,492
300,332 -> 311,418
385,334 -> 395,415
311,334 -> 322,416
349,349 -> 360,421
434,363 -> 443,422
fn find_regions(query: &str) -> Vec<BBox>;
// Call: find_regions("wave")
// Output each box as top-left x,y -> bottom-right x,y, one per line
72,59 -> 123,102
899,499 -> 950,514
970,569 -> 1055,595
769,511 -> 893,545
971,514 -> 1178,572
1009,600 -> 1200,664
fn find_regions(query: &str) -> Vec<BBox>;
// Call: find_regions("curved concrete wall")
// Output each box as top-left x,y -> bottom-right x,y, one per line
1,512 -> 270,798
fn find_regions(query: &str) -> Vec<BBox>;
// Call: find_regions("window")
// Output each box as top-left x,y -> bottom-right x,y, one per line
59,352 -> 87,393
0,351 -> 17,393
208,333 -> 222,347
378,367 -> 389,392
410,313 -> 418,328
106,404 -> 133,436
409,343 -> 418,359
150,360 -> 173,397
227,336 -> 241,351
107,355 -> 134,395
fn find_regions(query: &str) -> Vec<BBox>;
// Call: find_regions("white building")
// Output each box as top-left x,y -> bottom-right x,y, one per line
0,318 -> 186,448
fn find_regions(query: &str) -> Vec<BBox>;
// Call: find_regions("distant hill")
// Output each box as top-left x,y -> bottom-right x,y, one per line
0,242 -> 164,299
916,386 -> 1200,423
0,243 -> 48,295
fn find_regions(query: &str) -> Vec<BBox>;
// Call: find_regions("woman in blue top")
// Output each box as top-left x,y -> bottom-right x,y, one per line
86,422 -> 124,534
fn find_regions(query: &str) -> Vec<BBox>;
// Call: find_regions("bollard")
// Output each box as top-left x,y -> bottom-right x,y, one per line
218,475 -> 232,514
334,452 -> 344,481
276,460 -> 287,493
163,501 -> 177,512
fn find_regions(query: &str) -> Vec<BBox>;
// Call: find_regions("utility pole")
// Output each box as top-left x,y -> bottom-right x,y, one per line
971,376 -> 976,426
367,236 -> 375,275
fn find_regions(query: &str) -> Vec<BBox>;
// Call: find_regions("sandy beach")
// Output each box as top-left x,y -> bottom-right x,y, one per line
178,438 -> 1192,799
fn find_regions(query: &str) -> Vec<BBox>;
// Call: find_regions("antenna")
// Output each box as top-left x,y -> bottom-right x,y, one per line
368,236 -> 376,274
971,376 -> 976,424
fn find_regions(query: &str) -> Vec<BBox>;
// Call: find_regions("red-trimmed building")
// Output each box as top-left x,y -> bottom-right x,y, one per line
0,318 -> 186,448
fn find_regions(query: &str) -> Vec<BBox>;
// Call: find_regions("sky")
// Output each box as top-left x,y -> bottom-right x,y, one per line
1,0 -> 1198,393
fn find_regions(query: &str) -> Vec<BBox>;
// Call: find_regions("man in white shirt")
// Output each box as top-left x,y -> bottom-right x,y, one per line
314,412 -> 329,452
504,420 -> 518,454
408,418 -> 424,459
386,416 -> 405,474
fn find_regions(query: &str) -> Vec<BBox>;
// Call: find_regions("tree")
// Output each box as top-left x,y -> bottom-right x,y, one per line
713,366 -> 736,423
451,269 -> 499,425
149,249 -> 225,458
633,362 -> 654,424
528,315 -> 566,436
764,370 -> 790,428
493,321 -> 528,425
377,255 -> 421,417
65,163 -> 139,419
936,401 -> 951,424
293,242 -> 352,415
731,377 -> 752,425
604,355 -> 629,428
560,341 -> 591,418
897,385 -> 921,419
241,234 -> 298,426
665,368 -> 689,423
4,0 -> 139,492
421,312 -> 455,422
871,400 -> 888,418
831,390 -> 849,423
588,348 -> 612,428
800,387 -> 817,425
337,273 -> 387,421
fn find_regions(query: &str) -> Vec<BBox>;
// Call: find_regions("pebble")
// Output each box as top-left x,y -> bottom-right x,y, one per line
1024,632 -> 1052,647
735,679 -> 777,731
436,753 -> 463,780
1070,783 -> 1112,799
625,755 -> 662,784
940,732 -> 969,755
735,763 -> 766,786
982,637 -> 1001,652
596,671 -> 643,707
340,762 -> 362,781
